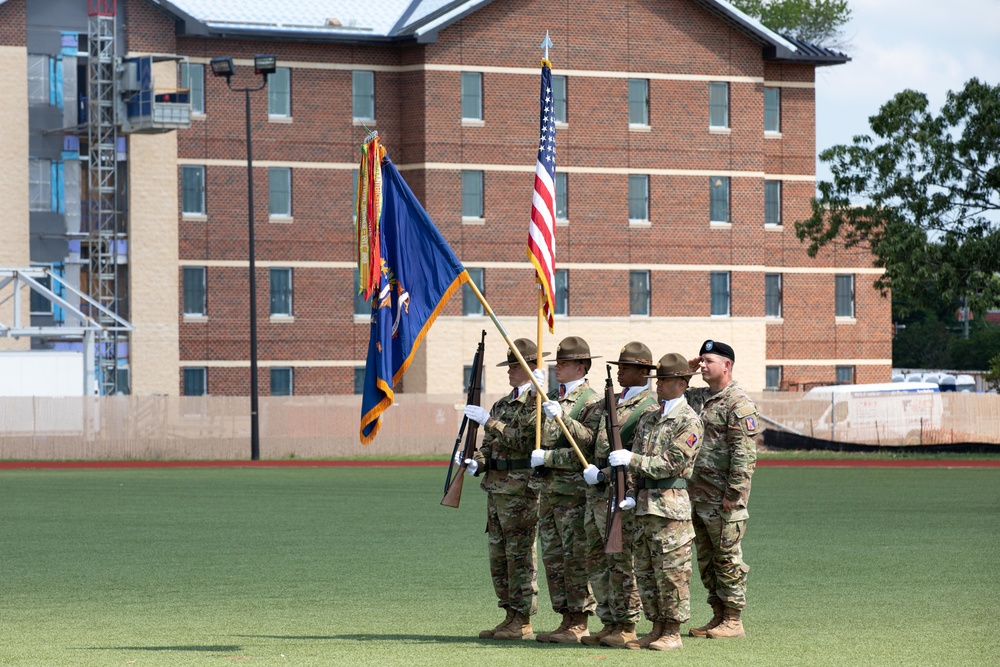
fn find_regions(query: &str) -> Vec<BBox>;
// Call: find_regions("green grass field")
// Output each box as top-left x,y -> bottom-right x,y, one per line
3,465 -> 998,666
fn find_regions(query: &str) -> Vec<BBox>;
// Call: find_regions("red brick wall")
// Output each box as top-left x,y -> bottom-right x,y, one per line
126,0 -> 177,54
0,0 -> 26,46
165,0 -> 888,394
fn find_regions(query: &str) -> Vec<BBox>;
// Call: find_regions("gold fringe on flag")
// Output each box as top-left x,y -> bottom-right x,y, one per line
356,133 -> 387,300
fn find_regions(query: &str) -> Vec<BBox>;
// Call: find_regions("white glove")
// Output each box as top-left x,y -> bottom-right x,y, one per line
463,404 -> 490,425
583,464 -> 602,485
464,459 -> 479,476
609,449 -> 634,467
619,496 -> 636,511
453,449 -> 463,466
530,450 -> 547,468
542,400 -> 562,419
531,368 -> 547,388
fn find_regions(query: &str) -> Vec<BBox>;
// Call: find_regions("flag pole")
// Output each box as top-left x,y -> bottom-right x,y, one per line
466,279 -> 589,467
535,285 -> 544,453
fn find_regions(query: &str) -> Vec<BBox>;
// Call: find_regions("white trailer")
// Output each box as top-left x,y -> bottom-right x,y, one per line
805,382 -> 942,444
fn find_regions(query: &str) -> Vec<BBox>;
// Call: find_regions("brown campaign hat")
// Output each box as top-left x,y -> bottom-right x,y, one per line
554,336 -> 600,361
497,337 -> 549,366
647,352 -> 695,379
607,341 -> 656,368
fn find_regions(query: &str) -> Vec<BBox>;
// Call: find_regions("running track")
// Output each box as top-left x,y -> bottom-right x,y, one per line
1,459 -> 998,469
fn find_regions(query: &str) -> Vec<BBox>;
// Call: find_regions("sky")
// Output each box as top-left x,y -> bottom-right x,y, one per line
813,0 -> 1000,183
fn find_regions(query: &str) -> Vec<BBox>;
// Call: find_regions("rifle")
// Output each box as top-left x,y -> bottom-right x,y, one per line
603,364 -> 626,553
441,330 -> 487,508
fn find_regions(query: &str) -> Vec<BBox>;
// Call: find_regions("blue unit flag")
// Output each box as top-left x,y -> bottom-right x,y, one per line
360,158 -> 469,443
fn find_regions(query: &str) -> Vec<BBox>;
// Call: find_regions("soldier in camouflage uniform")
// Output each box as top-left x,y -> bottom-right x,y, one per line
528,336 -> 603,643
580,342 -> 659,648
684,340 -> 759,639
608,352 -> 704,651
460,338 -> 548,641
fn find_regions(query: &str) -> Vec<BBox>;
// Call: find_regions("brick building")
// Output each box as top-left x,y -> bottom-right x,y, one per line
1,0 -> 891,397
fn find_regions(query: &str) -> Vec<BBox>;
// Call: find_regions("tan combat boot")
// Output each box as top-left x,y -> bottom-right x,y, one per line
689,601 -> 725,637
581,623 -> 616,646
600,622 -> 637,648
625,621 -> 664,650
707,607 -> 745,638
648,622 -> 683,651
548,612 -> 590,643
493,612 -> 534,640
479,608 -> 515,639
535,612 -> 571,643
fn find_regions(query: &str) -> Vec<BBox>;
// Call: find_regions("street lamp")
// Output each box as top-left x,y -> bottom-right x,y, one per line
210,55 -> 276,461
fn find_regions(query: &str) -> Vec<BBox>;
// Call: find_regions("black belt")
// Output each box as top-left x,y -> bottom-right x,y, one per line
636,477 -> 687,490
487,458 -> 531,471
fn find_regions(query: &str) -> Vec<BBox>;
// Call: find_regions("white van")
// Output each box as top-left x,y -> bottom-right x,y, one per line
805,382 -> 942,444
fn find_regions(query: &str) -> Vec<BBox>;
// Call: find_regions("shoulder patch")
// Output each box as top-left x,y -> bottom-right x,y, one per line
685,433 -> 699,448
744,415 -> 757,431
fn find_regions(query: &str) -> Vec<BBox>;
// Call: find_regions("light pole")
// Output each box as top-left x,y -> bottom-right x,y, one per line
210,55 -> 276,461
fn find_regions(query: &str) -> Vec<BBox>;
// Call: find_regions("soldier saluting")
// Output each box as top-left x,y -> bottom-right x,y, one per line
684,340 -> 760,639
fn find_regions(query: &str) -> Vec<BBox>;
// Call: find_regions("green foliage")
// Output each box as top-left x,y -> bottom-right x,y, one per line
798,78 -> 1000,316
729,0 -> 852,46
985,354 -> 1000,391
949,324 -> 1000,370
892,320 -> 954,368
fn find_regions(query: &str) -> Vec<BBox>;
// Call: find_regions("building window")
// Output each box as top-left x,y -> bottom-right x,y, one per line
353,367 -> 366,394
630,270 -> 650,316
835,274 -> 855,317
710,176 -> 730,222
352,70 -> 375,120
183,368 -> 207,396
555,172 -> 568,220
352,268 -> 371,316
711,271 -> 731,316
351,168 -> 359,217
463,267 -> 484,316
183,267 -> 206,316
836,365 -> 855,384
628,79 -> 648,126
461,72 -> 482,120
462,364 -> 484,390
554,269 -> 568,316
28,55 -> 50,105
628,175 -> 649,222
29,159 -> 51,212
181,166 -> 205,215
271,367 -> 293,396
765,180 -> 781,226
270,268 -> 292,316
552,74 -> 567,123
764,86 -> 780,132
268,67 -> 291,117
765,273 -> 782,318
709,82 -> 729,128
461,170 -> 483,218
179,62 -> 204,114
268,167 -> 291,217
29,275 -> 52,314
766,366 -> 782,390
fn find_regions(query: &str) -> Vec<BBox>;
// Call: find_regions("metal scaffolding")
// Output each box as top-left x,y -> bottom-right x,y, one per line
86,0 -> 124,394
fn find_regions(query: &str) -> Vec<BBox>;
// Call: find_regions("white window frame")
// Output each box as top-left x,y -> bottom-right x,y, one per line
268,68 -> 291,118
461,72 -> 483,121
180,62 -> 205,115
629,270 -> 650,316
628,78 -> 649,127
268,167 -> 292,218
628,174 -> 649,223
181,165 -> 206,215
352,70 -> 375,121
462,267 -> 485,316
270,268 -> 293,317
710,176 -> 730,223
709,82 -> 729,129
270,367 -> 293,396
711,271 -> 731,317
764,86 -> 781,133
183,367 -> 207,396
765,180 -> 781,227
765,273 -> 782,318
461,170 -> 484,220
835,274 -> 855,318
183,266 -> 207,317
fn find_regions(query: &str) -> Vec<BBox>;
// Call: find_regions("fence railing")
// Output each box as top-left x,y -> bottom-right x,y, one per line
1,392 -> 998,460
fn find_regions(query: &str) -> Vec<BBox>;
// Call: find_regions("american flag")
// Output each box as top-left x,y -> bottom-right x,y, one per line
527,59 -> 557,332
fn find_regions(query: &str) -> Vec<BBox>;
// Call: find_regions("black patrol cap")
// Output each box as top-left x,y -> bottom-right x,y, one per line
699,339 -> 735,363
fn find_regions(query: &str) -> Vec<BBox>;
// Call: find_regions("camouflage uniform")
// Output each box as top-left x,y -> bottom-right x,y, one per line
472,387 -> 541,618
686,382 -> 759,611
625,397 -> 704,624
585,389 -> 658,626
531,381 -> 603,615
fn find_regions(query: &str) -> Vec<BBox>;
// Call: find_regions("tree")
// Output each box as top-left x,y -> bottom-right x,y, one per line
796,78 -> 1000,316
729,0 -> 852,47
